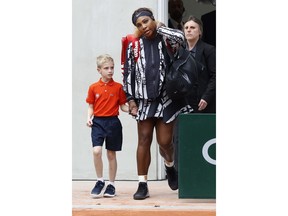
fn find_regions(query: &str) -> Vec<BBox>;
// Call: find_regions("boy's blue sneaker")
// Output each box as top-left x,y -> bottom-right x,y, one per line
90,181 -> 105,198
103,184 -> 116,197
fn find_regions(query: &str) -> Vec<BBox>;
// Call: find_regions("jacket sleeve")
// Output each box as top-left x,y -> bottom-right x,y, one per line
202,45 -> 216,103
157,26 -> 184,54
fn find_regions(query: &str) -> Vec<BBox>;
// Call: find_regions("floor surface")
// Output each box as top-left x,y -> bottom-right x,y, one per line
72,180 -> 216,216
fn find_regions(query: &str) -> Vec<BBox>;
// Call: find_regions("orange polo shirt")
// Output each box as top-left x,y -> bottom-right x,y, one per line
86,78 -> 127,117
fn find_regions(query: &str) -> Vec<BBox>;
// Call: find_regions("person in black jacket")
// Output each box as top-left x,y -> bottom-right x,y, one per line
168,0 -> 185,30
183,15 -> 216,113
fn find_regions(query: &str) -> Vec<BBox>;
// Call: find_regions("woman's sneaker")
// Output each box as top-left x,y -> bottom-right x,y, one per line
103,184 -> 116,197
90,180 -> 105,198
133,182 -> 150,200
165,165 -> 178,190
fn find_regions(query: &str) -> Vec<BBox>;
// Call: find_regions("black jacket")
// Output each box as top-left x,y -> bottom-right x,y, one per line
186,39 -> 216,113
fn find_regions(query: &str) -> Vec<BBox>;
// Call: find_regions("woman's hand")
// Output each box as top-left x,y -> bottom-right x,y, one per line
198,99 -> 208,111
156,21 -> 165,29
128,100 -> 138,116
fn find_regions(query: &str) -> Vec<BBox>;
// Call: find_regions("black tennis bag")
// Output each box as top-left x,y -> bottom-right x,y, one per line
165,45 -> 198,100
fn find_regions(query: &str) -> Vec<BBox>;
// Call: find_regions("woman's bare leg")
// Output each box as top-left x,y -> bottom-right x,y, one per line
136,118 -> 155,175
155,119 -> 175,163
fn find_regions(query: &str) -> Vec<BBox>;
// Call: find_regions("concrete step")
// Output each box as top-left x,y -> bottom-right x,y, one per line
73,180 -> 215,216
73,209 -> 215,216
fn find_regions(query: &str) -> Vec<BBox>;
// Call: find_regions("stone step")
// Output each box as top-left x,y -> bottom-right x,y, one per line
72,180 -> 216,216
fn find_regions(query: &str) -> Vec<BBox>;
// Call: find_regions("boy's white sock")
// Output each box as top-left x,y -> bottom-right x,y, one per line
97,177 -> 104,182
108,181 -> 115,186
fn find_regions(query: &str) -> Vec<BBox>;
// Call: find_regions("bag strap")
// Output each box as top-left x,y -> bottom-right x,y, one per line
161,38 -> 175,61
162,38 -> 187,62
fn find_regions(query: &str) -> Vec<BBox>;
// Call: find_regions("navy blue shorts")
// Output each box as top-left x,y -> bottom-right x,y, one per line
91,116 -> 123,151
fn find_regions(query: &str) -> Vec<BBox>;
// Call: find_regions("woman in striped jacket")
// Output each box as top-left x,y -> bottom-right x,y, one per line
123,7 -> 192,200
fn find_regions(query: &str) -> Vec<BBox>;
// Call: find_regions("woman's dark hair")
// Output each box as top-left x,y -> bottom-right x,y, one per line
184,15 -> 203,38
132,7 -> 155,26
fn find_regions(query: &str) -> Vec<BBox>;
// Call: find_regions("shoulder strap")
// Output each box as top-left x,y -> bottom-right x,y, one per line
161,38 -> 175,61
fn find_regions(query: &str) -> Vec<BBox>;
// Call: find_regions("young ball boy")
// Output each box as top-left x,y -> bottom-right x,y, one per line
86,54 -> 128,198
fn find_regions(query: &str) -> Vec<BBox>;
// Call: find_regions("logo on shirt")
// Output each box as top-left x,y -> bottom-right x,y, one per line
95,93 -> 100,99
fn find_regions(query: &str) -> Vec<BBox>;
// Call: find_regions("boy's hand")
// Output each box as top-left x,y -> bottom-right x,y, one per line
86,118 -> 93,127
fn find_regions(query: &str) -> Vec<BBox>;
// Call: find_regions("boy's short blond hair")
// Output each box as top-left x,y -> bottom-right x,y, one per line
96,54 -> 114,69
